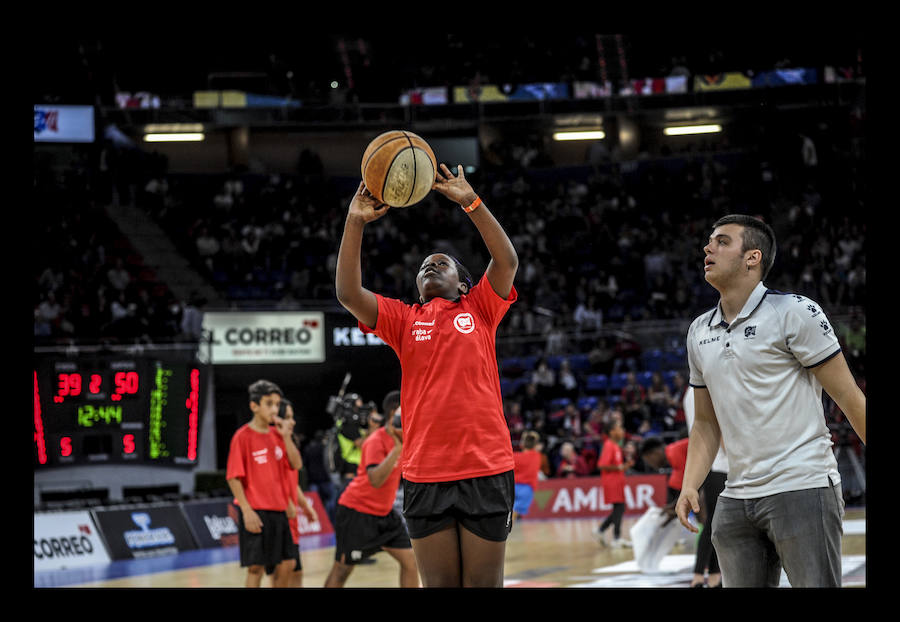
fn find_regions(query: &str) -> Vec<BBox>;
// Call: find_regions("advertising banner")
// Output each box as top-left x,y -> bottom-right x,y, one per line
181,499 -> 240,548
523,474 -> 668,519
34,105 -> 95,143
202,311 -> 326,364
92,504 -> 198,560
33,511 -> 112,571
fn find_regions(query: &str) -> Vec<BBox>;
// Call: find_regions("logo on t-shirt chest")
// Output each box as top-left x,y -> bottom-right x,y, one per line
251,445 -> 283,464
453,312 -> 476,334
411,319 -> 434,342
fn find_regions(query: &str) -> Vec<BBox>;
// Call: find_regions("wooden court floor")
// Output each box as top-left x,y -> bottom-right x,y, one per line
64,508 -> 866,589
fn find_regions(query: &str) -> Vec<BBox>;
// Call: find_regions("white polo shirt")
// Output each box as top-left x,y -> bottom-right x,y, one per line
686,281 -> 842,499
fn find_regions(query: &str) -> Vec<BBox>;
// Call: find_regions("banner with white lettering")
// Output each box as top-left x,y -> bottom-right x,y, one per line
202,312 -> 326,364
523,474 -> 668,519
92,504 -> 198,560
33,511 -> 112,571
180,499 -> 240,548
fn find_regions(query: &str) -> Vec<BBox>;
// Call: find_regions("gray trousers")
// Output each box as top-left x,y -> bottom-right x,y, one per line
711,481 -> 845,587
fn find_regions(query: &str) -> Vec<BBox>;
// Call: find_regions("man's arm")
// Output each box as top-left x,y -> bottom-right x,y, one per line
432,164 -> 518,298
675,387 -> 722,532
812,351 -> 866,445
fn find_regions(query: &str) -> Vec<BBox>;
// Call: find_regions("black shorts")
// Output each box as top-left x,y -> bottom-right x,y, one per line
236,509 -> 295,571
333,503 -> 411,564
402,470 -> 514,542
266,541 -> 302,575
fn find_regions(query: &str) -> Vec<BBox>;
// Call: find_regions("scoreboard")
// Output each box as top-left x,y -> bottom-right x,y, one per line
33,355 -> 205,468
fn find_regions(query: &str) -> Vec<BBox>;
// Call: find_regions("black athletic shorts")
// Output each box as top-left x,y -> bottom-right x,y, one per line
266,541 -> 302,575
402,470 -> 514,542
236,509 -> 295,570
333,503 -> 412,564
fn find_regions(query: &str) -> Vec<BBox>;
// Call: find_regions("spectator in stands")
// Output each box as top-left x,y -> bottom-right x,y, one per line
620,372 -> 650,432
646,372 -> 674,428
556,441 -> 579,478
555,359 -> 579,400
106,257 -> 131,293
531,358 -> 556,402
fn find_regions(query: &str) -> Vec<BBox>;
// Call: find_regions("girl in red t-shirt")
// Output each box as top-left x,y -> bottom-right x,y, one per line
593,419 -> 635,548
335,163 -> 518,588
513,431 -> 543,520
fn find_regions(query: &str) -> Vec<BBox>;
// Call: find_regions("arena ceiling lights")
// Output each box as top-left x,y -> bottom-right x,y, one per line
552,130 -> 606,141
663,124 -> 723,136
143,123 -> 206,142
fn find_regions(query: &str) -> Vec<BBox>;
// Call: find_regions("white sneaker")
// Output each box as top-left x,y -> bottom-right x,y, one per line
612,538 -> 633,549
592,525 -> 608,547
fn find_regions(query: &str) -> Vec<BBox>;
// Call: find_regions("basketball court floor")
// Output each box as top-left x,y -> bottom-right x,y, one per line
35,508 -> 866,588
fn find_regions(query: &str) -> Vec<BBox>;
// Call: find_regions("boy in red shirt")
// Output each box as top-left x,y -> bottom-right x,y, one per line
593,419 -> 634,548
335,164 -> 518,587
273,398 -> 318,587
640,435 -> 690,503
324,391 -> 419,588
513,431 -> 543,521
226,379 -> 303,588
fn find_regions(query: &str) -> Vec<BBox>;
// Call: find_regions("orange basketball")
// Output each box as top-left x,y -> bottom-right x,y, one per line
361,130 -> 437,208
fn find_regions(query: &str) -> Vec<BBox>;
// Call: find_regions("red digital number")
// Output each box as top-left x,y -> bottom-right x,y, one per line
89,374 -> 102,394
114,371 -> 139,395
123,434 -> 136,454
55,373 -> 82,402
60,436 -> 73,457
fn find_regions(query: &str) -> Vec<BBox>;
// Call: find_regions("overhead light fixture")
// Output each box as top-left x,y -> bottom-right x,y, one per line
663,124 -> 722,136
143,123 -> 205,142
144,133 -> 205,142
552,130 -> 606,141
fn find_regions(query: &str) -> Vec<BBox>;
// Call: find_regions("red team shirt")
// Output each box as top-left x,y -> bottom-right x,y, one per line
339,426 -> 403,516
359,277 -> 517,483
598,438 -> 626,504
513,449 -> 542,490
665,437 -> 689,492
226,424 -> 292,512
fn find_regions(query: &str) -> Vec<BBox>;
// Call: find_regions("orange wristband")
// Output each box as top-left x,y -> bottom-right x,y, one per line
462,196 -> 482,213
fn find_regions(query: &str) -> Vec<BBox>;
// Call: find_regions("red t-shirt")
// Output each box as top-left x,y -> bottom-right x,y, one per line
665,437 -> 689,491
338,426 -> 402,516
359,277 -> 516,483
226,424 -> 292,512
598,438 -> 626,504
513,449 -> 542,489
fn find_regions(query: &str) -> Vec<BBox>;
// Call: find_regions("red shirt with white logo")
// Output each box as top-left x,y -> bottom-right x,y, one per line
338,426 -> 402,516
359,277 -> 517,483
598,438 -> 626,504
226,424 -> 291,512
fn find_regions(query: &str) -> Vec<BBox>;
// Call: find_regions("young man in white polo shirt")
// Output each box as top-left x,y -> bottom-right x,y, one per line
675,214 -> 866,588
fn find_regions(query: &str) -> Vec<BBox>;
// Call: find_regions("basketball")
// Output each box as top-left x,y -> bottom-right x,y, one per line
361,130 -> 437,208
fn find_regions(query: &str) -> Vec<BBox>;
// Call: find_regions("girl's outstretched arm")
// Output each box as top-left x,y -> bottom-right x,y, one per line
432,164 -> 518,298
335,182 -> 390,328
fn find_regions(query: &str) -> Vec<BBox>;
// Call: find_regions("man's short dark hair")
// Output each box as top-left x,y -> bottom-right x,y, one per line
713,214 -> 777,280
248,379 -> 283,404
382,390 -> 401,416
639,436 -> 665,456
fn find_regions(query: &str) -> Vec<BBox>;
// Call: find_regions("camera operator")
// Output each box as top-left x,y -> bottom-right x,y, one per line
324,390 -> 419,588
330,394 -> 378,497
